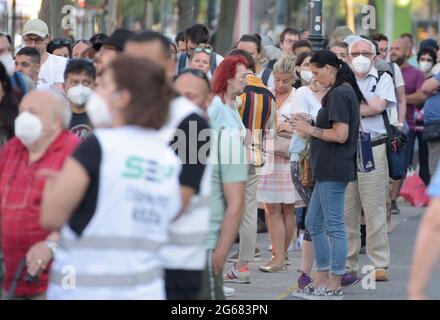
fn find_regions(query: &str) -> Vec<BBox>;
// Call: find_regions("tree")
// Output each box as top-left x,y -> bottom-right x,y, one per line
38,0 -> 71,37
286,0 -> 308,28
178,0 -> 195,32
215,0 -> 236,55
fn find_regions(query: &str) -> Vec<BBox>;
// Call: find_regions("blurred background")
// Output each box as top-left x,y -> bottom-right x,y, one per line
0,0 -> 439,51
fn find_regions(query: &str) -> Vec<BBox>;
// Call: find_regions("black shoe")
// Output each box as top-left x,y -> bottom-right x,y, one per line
359,246 -> 367,255
390,202 -> 400,215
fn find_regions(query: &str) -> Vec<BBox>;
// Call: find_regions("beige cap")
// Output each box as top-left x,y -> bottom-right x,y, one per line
23,19 -> 49,38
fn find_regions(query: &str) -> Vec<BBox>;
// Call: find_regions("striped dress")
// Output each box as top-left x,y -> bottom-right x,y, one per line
257,89 -> 303,205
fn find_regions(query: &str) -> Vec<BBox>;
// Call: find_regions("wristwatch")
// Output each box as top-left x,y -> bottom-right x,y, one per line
45,240 -> 58,256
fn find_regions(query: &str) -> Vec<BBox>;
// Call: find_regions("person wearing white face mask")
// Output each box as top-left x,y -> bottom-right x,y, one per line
64,59 -> 96,141
0,90 -> 79,300
344,38 -> 397,282
294,52 -> 314,89
0,32 -> 36,96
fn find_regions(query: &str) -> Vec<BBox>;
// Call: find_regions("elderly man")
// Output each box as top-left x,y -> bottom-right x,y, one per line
343,38 -> 397,283
21,19 -> 67,91
0,90 -> 79,300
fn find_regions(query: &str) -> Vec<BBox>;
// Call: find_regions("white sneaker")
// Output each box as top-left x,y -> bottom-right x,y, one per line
268,244 -> 273,251
223,286 -> 235,297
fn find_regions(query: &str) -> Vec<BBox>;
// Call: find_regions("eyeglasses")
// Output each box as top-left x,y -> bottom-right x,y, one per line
23,36 -> 47,44
194,47 -> 213,55
351,52 -> 373,58
177,68 -> 211,88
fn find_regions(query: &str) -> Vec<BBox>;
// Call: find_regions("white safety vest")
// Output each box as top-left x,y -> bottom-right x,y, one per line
159,97 -> 211,271
47,126 -> 181,300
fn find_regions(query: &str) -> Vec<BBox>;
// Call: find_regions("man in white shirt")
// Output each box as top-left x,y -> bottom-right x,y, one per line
21,19 -> 67,91
344,38 -> 397,283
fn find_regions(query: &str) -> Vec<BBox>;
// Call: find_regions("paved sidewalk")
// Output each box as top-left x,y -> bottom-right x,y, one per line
227,201 -> 440,300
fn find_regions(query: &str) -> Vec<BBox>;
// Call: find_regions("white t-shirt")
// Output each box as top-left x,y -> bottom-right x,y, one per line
38,53 -> 68,86
393,63 -> 405,88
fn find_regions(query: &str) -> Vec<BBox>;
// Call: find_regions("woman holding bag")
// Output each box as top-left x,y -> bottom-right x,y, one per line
257,54 -> 302,273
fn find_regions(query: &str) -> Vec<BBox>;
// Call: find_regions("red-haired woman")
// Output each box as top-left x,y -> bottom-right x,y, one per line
208,56 -> 253,286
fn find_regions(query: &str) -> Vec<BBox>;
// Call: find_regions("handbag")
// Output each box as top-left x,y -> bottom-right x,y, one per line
423,121 -> 440,142
273,131 -> 292,159
382,111 -> 408,180
357,124 -> 375,173
299,142 -> 314,187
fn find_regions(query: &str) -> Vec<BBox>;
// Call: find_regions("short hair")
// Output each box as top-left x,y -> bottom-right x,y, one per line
127,31 -> 172,58
175,31 -> 185,44
370,33 -> 388,43
16,47 -> 41,64
37,90 -> 72,129
417,47 -> 437,63
238,34 -> 262,53
228,49 -> 256,73
280,28 -> 300,43
185,24 -> 210,45
64,59 -> 96,82
72,39 -> 92,50
330,41 -> 348,50
109,56 -> 174,129
349,38 -> 377,56
329,26 -> 354,47
176,68 -> 211,91
400,33 -> 413,41
211,55 -> 250,95
273,54 -> 296,74
293,40 -> 312,52
47,37 -> 72,57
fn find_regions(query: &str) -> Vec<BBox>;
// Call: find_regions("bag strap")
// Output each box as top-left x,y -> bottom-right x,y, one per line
178,53 -> 188,75
261,68 -> 271,86
382,110 -> 395,142
210,52 -> 218,74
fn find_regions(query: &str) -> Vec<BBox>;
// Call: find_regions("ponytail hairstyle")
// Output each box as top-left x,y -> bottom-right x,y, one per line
310,50 -> 366,106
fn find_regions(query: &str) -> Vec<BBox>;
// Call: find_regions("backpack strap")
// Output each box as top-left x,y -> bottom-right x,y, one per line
210,52 -> 218,74
178,53 -> 188,75
12,72 -> 27,95
261,68 -> 272,86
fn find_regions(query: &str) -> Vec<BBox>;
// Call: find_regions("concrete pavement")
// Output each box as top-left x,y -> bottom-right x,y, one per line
227,201 -> 440,300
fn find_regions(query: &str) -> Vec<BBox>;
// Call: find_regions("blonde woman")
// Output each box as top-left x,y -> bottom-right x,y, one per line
257,55 -> 302,272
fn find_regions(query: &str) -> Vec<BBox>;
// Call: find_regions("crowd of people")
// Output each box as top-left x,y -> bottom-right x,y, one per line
1,18 -> 440,300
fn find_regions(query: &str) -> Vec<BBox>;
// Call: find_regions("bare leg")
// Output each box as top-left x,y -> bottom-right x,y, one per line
282,204 -> 296,256
265,203 -> 285,265
327,275 -> 343,291
313,271 -> 329,288
300,240 -> 315,275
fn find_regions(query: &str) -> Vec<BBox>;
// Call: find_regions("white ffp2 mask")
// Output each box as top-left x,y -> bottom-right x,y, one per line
15,112 -> 43,146
85,93 -> 113,128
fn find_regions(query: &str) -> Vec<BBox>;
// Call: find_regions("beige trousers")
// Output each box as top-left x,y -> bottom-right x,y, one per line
344,144 -> 390,273
238,165 -> 259,262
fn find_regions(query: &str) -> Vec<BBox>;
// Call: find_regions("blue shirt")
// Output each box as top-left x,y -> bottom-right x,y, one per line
429,164 -> 440,197
424,72 -> 440,124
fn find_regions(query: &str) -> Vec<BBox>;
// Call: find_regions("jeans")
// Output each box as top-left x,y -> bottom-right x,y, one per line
305,181 -> 348,276
406,130 -> 430,186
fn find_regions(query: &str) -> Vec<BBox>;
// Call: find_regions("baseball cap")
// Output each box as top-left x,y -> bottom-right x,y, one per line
97,29 -> 134,51
22,19 -> 49,38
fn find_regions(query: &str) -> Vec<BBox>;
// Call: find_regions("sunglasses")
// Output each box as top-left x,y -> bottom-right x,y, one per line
194,47 -> 213,55
52,39 -> 71,47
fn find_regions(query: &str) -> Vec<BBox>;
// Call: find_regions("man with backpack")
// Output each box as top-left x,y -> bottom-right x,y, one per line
176,24 -> 223,78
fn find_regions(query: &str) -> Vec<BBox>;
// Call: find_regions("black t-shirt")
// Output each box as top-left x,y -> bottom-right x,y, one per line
69,135 -> 101,236
170,113 -> 210,193
310,84 -> 360,183
69,112 -> 93,142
